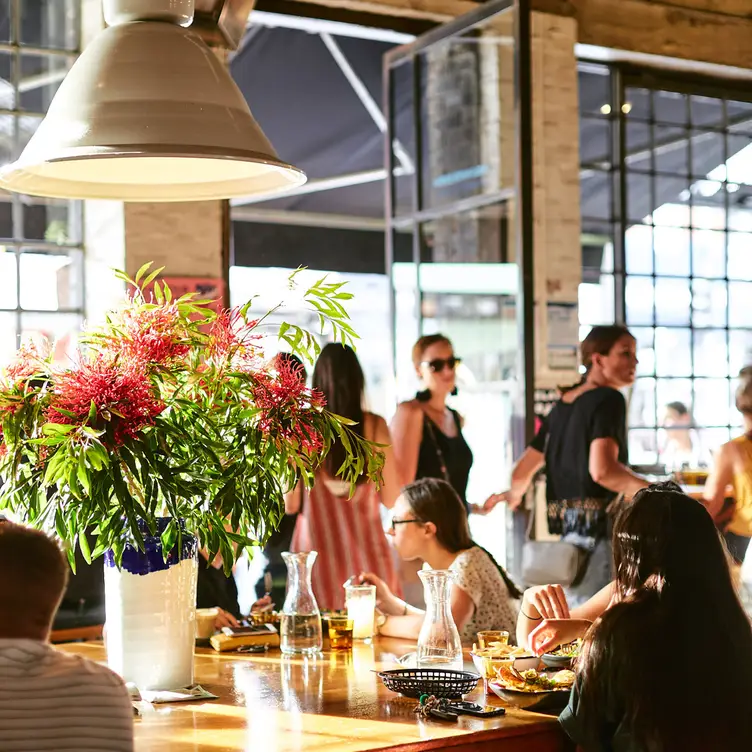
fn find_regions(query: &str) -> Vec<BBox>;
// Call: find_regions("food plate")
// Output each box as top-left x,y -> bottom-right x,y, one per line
540,653 -> 573,670
488,681 -> 570,714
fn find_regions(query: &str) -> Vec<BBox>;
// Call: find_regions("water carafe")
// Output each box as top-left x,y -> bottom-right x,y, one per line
416,569 -> 462,670
280,551 -> 323,655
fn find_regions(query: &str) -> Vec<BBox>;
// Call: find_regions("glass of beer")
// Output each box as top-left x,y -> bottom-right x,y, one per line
477,630 -> 510,649
328,617 -> 354,650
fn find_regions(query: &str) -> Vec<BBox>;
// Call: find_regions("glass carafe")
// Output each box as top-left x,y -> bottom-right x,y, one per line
280,551 -> 323,655
417,569 -> 462,670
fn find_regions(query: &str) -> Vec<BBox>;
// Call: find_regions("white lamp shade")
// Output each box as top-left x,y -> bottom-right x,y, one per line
0,21 -> 306,202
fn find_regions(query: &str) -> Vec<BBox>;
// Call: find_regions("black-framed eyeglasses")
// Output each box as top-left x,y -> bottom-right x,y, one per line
421,356 -> 461,373
390,517 -> 422,532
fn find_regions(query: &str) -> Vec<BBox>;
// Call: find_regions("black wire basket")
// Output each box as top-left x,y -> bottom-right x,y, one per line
377,668 -> 480,699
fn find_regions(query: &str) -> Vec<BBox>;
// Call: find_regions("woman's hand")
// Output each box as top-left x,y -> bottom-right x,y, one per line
250,595 -> 272,613
527,618 -> 592,655
214,608 -> 240,631
522,584 -> 570,620
358,572 -> 403,615
483,490 -> 522,513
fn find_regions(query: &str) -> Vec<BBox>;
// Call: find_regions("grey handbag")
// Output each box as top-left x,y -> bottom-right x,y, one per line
520,491 -> 588,587
521,539 -> 588,587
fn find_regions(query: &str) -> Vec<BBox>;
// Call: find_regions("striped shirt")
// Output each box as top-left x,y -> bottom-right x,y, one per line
0,639 -> 133,751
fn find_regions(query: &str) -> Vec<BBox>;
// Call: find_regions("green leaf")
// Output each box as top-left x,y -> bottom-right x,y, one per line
134,262 -> 153,285
87,400 -> 97,423
78,531 -> 92,565
141,266 -> 165,289
153,281 -> 164,304
42,423 -> 74,436
77,454 -> 91,495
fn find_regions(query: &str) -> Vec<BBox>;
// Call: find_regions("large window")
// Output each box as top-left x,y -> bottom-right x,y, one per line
0,2 -> 82,366
579,62 -> 752,469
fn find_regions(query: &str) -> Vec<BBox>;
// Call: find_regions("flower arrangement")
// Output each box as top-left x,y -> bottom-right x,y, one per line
0,264 -> 381,570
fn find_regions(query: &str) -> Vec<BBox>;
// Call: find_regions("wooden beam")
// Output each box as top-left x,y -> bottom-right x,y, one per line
259,0 -> 479,23
532,0 -> 752,70
253,0 -> 437,35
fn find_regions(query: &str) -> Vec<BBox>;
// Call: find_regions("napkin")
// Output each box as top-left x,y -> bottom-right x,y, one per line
140,685 -> 219,704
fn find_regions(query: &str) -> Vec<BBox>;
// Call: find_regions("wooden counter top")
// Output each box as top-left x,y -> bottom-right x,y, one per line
60,639 -> 568,752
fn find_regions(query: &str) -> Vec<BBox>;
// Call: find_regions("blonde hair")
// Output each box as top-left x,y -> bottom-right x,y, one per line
736,367 -> 752,415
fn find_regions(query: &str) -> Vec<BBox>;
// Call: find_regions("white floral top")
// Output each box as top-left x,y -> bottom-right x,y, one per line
448,546 -> 519,643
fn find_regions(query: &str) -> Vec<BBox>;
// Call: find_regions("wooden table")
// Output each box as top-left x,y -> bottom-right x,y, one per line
60,639 -> 569,752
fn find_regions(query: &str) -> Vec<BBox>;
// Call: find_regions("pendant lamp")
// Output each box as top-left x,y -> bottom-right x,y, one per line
0,0 -> 306,202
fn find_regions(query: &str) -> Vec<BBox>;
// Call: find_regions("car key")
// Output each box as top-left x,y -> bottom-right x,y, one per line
427,707 -> 459,722
447,701 -> 506,718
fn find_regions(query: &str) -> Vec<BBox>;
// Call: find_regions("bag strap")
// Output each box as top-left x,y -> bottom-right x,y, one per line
424,416 -> 451,484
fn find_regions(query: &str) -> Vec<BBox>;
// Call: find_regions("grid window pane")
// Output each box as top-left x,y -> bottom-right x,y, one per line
19,249 -> 83,311
729,329 -> 752,375
729,281 -> 752,327
629,428 -> 659,465
692,279 -> 727,328
581,117 -> 611,165
0,250 -> 17,309
693,329 -> 728,377
630,377 -> 656,428
625,224 -> 653,274
632,326 -> 655,376
655,327 -> 692,376
654,226 -> 690,276
625,276 -> 654,326
0,3 -> 83,360
655,278 -> 691,326
691,229 -> 725,278
580,68 -> 752,449
728,232 -> 752,279
21,0 -> 80,51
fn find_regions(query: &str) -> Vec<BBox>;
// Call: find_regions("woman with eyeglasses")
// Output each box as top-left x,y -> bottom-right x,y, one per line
391,334 -> 480,515
359,478 -> 522,642
289,344 -> 402,610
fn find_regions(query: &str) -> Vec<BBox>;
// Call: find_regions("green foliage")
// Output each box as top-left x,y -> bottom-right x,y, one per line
0,264 -> 382,573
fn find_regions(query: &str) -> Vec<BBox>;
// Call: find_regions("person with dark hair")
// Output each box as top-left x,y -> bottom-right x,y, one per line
704,366 -> 752,564
486,325 -> 648,605
289,343 -> 401,610
391,334 -> 480,515
661,400 -> 699,470
554,482 -> 752,752
254,352 -> 309,605
359,478 -> 522,642
0,523 -> 133,751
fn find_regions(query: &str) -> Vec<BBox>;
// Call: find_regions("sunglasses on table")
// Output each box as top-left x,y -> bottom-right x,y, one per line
390,517 -> 422,532
421,356 -> 462,373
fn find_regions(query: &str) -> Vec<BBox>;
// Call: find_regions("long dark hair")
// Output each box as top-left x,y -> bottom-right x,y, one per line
312,344 -> 366,482
576,482 -> 752,751
402,478 -> 523,600
561,324 -> 634,393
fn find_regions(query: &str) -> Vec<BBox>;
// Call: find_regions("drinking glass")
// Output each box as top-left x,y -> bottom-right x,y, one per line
327,617 -> 354,650
477,630 -> 509,648
344,584 -> 376,640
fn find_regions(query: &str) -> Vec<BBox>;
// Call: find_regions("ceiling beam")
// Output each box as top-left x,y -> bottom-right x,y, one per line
256,0 -> 480,24
533,0 -> 752,70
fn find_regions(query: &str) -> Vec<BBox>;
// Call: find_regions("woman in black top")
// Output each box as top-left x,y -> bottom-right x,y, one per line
486,325 -> 647,604
391,334 -> 477,514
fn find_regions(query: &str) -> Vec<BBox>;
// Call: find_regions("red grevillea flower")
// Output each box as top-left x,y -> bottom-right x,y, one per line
252,357 -> 326,452
47,355 -> 164,446
1,342 -> 46,388
206,308 -> 261,367
107,302 -> 190,365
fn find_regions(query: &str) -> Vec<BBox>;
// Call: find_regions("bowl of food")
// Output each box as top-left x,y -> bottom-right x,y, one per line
489,665 -> 575,713
470,642 -> 538,680
541,639 -> 582,670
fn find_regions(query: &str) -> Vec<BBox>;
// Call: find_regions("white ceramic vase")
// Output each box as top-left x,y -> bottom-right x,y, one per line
104,519 -> 198,691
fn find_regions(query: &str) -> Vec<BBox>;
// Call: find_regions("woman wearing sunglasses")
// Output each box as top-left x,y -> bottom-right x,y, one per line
391,334 -> 481,515
359,478 -> 522,642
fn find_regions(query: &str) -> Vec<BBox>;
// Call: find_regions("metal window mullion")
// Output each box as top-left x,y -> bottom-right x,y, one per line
612,68 -> 627,326
686,91 -> 697,446
723,96 -> 733,439
384,57 -> 398,379
412,52 -> 424,334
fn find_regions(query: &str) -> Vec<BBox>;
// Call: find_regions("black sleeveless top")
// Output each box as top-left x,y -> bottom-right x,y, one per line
415,409 -> 474,511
